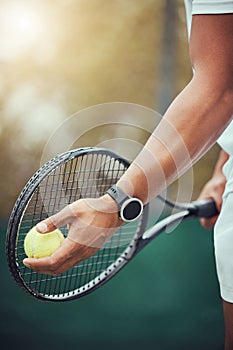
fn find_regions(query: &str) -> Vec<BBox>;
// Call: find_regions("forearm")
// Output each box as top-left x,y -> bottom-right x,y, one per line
116,13 -> 233,204
117,77 -> 233,203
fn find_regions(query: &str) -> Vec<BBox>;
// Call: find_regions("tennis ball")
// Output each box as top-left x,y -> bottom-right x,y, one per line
24,226 -> 64,259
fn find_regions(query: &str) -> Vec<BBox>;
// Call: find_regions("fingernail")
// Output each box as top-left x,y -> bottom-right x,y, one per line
23,260 -> 31,268
36,222 -> 48,233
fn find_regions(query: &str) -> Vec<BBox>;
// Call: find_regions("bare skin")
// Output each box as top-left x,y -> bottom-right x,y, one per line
198,149 -> 233,350
23,14 -> 233,348
23,14 -> 233,275
223,301 -> 233,350
23,196 -> 121,275
198,149 -> 229,229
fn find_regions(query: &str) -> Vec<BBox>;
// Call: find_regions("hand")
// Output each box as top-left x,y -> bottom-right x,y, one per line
23,195 -> 122,275
198,173 -> 226,229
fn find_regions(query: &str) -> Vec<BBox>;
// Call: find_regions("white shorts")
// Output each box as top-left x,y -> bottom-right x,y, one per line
214,157 -> 233,302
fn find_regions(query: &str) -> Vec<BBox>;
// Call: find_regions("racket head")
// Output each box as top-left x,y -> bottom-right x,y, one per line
6,147 -> 149,301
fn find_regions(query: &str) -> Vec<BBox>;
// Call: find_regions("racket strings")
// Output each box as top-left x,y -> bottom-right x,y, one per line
15,151 -> 142,298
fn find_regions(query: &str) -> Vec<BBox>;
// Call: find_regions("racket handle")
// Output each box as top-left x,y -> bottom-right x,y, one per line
192,199 -> 218,218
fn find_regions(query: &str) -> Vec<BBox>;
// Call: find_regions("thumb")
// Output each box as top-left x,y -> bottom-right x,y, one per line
36,204 -> 76,233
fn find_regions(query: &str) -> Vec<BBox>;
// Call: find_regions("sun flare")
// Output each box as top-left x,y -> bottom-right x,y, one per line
0,1 -> 48,60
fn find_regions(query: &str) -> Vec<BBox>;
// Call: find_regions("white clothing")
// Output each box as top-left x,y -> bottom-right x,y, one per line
184,0 -> 233,302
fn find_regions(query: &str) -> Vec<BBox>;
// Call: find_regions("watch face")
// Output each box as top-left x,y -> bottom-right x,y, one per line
121,199 -> 143,221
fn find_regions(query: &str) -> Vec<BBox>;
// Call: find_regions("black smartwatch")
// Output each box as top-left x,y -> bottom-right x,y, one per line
106,185 -> 143,222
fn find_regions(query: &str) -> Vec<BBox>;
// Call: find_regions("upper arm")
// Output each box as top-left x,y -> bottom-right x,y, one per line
189,14 -> 233,92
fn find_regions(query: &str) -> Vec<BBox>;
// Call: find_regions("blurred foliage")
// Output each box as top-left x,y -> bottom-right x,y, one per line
0,0 -> 219,218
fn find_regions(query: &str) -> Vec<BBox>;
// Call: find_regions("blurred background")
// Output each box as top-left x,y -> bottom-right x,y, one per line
0,0 -> 223,349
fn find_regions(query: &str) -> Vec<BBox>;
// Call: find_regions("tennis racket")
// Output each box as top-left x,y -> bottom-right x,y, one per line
6,147 -> 218,302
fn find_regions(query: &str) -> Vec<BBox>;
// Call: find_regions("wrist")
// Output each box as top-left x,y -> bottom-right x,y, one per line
102,193 -> 118,208
101,194 -> 124,225
105,185 -> 143,222
116,167 -> 148,204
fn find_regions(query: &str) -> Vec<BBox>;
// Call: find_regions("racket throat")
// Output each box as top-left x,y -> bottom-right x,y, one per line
142,210 -> 190,241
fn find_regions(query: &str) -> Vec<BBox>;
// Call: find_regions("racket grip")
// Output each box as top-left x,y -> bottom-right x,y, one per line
192,199 -> 218,218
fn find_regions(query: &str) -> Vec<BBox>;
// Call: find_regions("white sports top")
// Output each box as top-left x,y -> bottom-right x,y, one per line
184,0 -> 233,155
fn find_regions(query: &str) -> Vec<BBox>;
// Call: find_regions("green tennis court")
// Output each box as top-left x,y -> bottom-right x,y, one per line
1,218 -> 224,350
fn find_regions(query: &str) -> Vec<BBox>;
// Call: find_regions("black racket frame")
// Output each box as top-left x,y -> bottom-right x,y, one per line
6,147 -> 218,301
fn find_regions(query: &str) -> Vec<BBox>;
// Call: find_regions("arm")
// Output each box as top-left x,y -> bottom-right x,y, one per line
23,14 -> 233,275
198,149 -> 229,229
117,14 -> 233,203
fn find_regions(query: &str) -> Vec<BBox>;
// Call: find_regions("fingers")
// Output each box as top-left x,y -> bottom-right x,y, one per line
36,204 -> 76,233
200,216 -> 218,230
198,194 -> 219,229
198,175 -> 226,229
25,197 -> 118,274
198,198 -> 218,229
23,237 -> 99,275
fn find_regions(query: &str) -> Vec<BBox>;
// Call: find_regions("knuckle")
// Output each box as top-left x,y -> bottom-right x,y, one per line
46,216 -> 58,229
49,256 -> 60,271
67,202 -> 80,218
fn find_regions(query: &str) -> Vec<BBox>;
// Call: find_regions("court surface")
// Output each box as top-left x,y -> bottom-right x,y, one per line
0,218 -> 224,350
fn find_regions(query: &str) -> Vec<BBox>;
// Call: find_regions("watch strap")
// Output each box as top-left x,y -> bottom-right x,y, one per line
106,185 -> 131,209
106,185 -> 143,222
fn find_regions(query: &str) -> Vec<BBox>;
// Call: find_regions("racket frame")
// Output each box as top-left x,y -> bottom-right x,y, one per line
6,147 -> 217,301
6,147 -> 149,301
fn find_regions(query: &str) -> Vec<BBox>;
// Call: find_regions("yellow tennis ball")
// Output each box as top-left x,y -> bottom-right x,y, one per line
24,226 -> 64,259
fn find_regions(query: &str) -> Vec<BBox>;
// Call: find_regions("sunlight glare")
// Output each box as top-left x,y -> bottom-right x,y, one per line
0,2 -> 48,61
